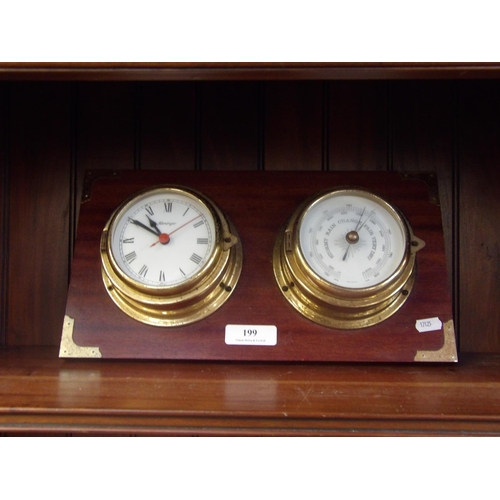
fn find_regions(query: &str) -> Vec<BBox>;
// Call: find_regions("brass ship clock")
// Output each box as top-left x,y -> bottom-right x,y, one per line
273,187 -> 425,329
100,185 -> 243,326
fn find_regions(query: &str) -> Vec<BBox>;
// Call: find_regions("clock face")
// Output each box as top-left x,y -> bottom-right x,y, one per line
298,190 -> 408,289
108,188 -> 217,288
100,184 -> 243,327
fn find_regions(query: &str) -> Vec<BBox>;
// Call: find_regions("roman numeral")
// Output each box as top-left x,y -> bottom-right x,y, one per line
125,251 -> 137,263
123,237 -> 134,244
190,253 -> 202,265
159,270 -> 166,282
145,206 -> 154,216
183,207 -> 190,216
193,220 -> 204,228
197,238 -> 208,244
164,202 -> 172,212
179,268 -> 186,276
139,265 -> 148,277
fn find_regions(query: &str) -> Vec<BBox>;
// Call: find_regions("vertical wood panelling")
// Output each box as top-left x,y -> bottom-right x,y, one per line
77,83 -> 136,171
264,81 -> 323,171
75,83 -> 137,207
391,81 -> 455,286
2,79 -> 499,353
8,83 -> 71,345
201,82 -> 261,170
458,81 -> 500,353
140,82 -> 196,170
0,83 -> 8,345
68,84 -> 79,263
328,81 -> 389,170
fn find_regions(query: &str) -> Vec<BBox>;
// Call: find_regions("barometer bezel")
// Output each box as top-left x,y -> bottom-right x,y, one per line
273,187 -> 425,329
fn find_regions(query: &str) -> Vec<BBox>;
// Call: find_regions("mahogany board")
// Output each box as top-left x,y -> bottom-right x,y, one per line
61,170 -> 456,362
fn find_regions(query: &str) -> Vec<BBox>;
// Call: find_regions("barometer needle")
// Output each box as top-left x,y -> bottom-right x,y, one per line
354,208 -> 366,232
342,208 -> 374,261
342,246 -> 350,261
341,208 -> 365,261
358,209 -> 375,232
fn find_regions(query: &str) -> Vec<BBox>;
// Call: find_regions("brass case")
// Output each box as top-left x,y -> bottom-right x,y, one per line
273,188 -> 425,329
100,186 -> 243,326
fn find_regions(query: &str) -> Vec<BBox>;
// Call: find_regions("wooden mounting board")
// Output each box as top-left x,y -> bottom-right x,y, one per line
60,170 -> 456,362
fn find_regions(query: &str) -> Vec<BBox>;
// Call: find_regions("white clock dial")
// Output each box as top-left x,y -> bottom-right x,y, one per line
298,190 -> 407,289
100,184 -> 242,327
109,189 -> 216,287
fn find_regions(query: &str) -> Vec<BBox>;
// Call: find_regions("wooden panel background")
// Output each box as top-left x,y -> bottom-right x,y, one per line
0,82 -> 7,346
0,80 -> 499,353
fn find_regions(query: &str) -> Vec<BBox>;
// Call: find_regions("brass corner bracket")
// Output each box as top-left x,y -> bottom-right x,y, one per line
59,315 -> 102,358
414,319 -> 458,362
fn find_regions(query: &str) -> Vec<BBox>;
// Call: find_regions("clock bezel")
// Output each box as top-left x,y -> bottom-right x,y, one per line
100,185 -> 242,327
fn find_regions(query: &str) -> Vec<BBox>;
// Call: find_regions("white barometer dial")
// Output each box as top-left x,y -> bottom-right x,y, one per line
100,186 -> 242,327
273,188 -> 425,329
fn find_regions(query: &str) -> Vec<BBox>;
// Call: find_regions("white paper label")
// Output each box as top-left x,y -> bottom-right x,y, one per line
225,324 -> 277,346
415,317 -> 442,333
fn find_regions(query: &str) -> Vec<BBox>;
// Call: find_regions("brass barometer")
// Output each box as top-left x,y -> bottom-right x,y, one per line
273,188 -> 425,329
100,185 -> 242,326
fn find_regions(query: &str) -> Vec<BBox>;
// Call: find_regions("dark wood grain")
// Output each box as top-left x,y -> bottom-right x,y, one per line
140,82 -> 197,170
1,348 -> 500,436
0,79 -> 483,352
391,81 -> 455,288
328,81 -> 389,170
1,68 -> 500,435
264,81 -> 323,171
458,81 -> 500,353
0,83 -> 8,346
74,82 -> 138,222
201,82 -> 262,170
64,170 -> 453,362
77,82 -> 137,170
7,83 -> 72,346
2,63 -> 500,81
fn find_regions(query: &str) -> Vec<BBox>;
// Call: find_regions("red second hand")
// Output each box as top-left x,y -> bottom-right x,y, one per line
150,214 -> 202,247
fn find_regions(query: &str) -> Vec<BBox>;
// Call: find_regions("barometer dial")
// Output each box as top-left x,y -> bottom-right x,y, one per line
299,190 -> 407,289
273,188 -> 425,329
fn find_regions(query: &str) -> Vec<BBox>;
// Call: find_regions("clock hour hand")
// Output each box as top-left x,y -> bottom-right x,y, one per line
128,217 -> 160,237
146,215 -> 162,235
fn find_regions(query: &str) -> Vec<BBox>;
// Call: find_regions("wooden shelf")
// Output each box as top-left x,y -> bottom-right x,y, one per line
1,348 -> 500,436
2,62 -> 500,81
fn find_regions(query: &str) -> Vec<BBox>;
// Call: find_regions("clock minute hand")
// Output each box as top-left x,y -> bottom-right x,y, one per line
128,217 -> 160,237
